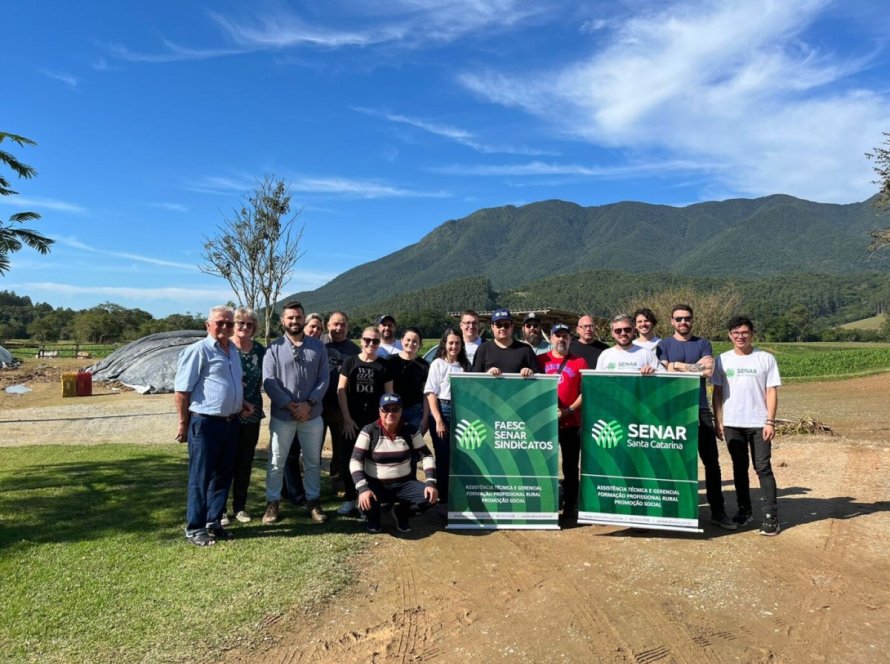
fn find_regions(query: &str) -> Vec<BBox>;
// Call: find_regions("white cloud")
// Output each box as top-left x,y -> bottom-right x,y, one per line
458,0 -> 890,202
435,158 -> 715,177
55,236 -> 198,270
107,39 -> 250,63
0,196 -> 87,214
353,106 -> 552,156
37,68 -> 78,88
188,173 -> 447,199
148,202 -> 189,213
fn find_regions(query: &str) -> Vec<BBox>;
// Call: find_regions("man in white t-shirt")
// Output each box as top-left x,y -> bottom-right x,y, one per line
632,307 -> 661,355
595,314 -> 662,374
711,315 -> 782,536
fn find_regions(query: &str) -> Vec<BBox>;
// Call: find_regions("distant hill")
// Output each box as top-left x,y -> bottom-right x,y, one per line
286,194 -> 889,311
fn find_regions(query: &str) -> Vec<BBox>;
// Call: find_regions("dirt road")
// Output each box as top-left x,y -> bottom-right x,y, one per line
3,364 -> 889,662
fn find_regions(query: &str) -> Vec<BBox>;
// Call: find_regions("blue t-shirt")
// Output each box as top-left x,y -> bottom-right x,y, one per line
659,336 -> 713,409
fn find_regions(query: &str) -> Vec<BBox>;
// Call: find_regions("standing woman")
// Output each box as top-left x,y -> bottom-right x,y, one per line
388,327 -> 430,432
305,313 -> 325,340
423,328 -> 470,511
336,325 -> 394,514
226,307 -> 265,523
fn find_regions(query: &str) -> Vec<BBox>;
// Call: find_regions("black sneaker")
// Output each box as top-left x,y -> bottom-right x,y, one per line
365,520 -> 382,534
733,510 -> 754,526
759,514 -> 781,536
208,525 -> 235,541
710,513 -> 738,530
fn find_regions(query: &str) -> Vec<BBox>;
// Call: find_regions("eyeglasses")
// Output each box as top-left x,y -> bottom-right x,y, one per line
673,316 -> 692,322
524,323 -> 540,328
362,337 -> 381,345
381,405 -> 402,414
211,320 -> 235,328
578,324 -> 595,329
235,321 -> 254,328
612,327 -> 633,334
730,330 -> 752,337
461,321 -> 478,326
493,321 -> 513,329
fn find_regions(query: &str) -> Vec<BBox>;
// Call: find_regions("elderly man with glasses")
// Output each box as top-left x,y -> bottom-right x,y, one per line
570,314 -> 609,369
174,305 -> 254,547
471,308 -> 538,377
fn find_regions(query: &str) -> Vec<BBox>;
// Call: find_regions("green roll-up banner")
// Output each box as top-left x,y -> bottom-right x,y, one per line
448,373 -> 559,530
579,371 -> 701,532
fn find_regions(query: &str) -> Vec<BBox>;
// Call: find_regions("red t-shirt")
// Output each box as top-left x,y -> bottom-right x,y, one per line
537,352 -> 588,428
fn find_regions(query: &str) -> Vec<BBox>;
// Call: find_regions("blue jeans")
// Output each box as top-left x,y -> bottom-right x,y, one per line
186,414 -> 239,535
428,399 -> 452,502
266,415 -> 325,502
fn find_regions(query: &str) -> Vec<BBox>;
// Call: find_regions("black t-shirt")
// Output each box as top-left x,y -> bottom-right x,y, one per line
388,354 -> 430,408
569,338 -> 608,369
324,339 -> 360,408
340,355 -> 392,427
471,340 -> 538,374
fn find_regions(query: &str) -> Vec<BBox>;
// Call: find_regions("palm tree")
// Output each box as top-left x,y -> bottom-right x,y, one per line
0,131 -> 54,274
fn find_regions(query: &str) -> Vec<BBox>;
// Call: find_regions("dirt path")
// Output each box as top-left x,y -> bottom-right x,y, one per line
3,363 -> 889,662
222,374 -> 890,664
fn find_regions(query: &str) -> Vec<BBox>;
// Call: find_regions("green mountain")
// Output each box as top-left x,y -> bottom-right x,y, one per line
288,194 -> 889,311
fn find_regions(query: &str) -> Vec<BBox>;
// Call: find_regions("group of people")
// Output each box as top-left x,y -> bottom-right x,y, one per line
174,302 -> 780,546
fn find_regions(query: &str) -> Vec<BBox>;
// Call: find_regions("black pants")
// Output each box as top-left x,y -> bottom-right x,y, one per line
324,408 -> 346,482
559,426 -> 580,513
698,409 -> 725,516
230,420 -> 260,514
360,478 -> 432,528
725,426 -> 778,516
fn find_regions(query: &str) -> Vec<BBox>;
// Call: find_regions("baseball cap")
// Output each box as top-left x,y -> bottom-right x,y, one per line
379,393 -> 402,408
378,314 -> 396,325
491,308 -> 513,323
550,322 -> 570,335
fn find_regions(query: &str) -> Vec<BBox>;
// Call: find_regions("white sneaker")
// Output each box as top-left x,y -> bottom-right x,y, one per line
220,513 -> 231,526
336,500 -> 356,515
235,511 -> 251,523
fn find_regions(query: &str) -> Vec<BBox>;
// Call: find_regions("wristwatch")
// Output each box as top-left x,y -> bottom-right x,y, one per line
307,398 -> 317,408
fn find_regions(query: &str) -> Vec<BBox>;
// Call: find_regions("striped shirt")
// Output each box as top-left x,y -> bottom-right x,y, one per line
350,420 -> 436,493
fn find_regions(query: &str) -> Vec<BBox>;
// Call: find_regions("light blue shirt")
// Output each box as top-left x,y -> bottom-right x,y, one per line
174,336 -> 244,416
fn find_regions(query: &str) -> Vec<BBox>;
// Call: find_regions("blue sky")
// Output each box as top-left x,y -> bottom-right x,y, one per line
4,0 -> 890,317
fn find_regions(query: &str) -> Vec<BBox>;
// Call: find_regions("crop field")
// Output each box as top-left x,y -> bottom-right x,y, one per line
712,341 -> 890,381
4,341 -> 119,361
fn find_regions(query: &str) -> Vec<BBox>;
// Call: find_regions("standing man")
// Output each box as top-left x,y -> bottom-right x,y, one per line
261,301 -> 330,525
460,309 -> 483,364
175,305 -> 253,547
471,309 -> 537,376
376,314 -> 402,358
323,311 -> 359,486
595,314 -> 661,374
632,307 -> 661,355
521,312 -> 552,355
570,315 -> 609,369
537,323 -> 588,525
659,304 -> 735,530
712,316 -> 782,536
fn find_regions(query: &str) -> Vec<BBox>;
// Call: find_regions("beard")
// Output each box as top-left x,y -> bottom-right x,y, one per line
525,331 -> 542,346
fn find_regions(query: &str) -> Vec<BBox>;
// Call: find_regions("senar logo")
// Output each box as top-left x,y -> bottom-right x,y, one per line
591,419 -> 624,449
455,419 -> 487,450
725,368 -> 736,379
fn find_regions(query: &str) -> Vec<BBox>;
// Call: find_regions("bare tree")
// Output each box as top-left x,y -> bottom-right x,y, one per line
866,132 -> 890,252
619,284 -> 742,341
201,175 -> 305,345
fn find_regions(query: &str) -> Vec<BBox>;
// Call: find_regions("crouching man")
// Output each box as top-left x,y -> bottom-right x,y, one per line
350,394 -> 438,534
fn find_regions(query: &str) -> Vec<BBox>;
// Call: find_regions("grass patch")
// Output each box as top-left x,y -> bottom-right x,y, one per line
711,341 -> 890,382
0,444 -> 366,663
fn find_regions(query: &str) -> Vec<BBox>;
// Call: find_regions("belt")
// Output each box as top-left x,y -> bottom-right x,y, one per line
438,398 -> 451,404
195,413 -> 239,422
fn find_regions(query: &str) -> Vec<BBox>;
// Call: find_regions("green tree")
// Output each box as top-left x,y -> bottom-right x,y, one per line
0,132 -> 54,274
867,132 -> 890,252
200,175 -> 304,346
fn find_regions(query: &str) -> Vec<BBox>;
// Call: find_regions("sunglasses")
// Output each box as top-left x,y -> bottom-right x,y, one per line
235,321 -> 254,328
494,321 -> 513,329
673,316 -> 692,322
211,320 -> 235,328
524,323 -> 540,328
381,405 -> 402,413
362,337 -> 381,345
612,327 -> 633,334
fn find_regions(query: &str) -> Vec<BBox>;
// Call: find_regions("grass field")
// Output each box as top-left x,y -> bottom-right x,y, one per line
0,444 -> 364,664
4,341 -> 119,361
711,341 -> 890,382
838,313 -> 887,331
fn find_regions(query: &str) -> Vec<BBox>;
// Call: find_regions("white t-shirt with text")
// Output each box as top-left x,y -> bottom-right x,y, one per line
711,348 -> 781,427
